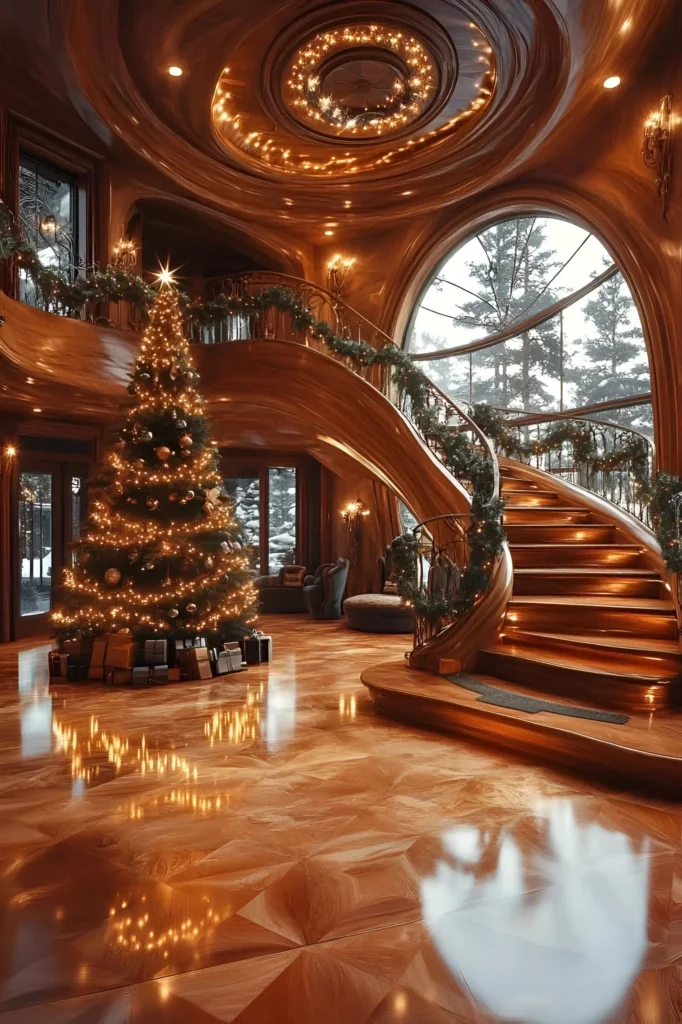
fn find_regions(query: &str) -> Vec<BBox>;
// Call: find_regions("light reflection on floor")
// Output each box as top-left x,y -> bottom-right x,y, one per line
421,801 -> 650,1023
1,618 -> 680,1022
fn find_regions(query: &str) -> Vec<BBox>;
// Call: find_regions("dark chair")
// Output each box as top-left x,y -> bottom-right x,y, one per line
255,564 -> 307,613
303,559 -> 350,619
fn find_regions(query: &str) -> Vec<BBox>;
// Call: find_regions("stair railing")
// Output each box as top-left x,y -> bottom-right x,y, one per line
487,407 -> 653,526
409,513 -> 474,651
192,272 -> 504,657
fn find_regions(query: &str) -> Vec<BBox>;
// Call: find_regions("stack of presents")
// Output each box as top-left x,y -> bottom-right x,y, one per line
49,630 -> 272,686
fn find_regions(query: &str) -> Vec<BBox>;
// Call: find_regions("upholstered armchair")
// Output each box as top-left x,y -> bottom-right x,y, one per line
255,564 -> 307,613
303,558 -> 350,619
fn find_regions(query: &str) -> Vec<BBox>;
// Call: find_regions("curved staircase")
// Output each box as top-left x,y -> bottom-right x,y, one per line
480,463 -> 681,713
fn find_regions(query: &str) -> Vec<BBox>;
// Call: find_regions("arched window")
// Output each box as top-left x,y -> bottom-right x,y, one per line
407,215 -> 652,436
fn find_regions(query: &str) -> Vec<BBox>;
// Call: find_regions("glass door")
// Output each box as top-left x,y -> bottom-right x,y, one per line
17,466 -> 57,634
15,459 -> 87,638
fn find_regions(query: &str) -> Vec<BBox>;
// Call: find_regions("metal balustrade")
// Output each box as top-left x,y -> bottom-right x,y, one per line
488,406 -> 654,526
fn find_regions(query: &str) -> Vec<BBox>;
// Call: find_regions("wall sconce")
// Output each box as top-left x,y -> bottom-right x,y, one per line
112,237 -> 138,273
0,443 -> 17,481
327,254 -> 356,299
38,214 -> 57,238
642,95 -> 673,218
341,499 -> 370,566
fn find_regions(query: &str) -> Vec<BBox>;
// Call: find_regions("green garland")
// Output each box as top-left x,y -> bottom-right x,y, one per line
650,473 -> 682,574
0,206 -> 506,630
469,402 -> 652,494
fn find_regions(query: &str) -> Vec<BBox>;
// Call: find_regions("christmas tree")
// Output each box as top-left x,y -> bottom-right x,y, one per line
53,281 -> 258,643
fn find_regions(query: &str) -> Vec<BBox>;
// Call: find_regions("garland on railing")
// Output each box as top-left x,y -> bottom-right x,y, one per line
650,473 -> 682,574
0,207 -> 506,630
469,402 -> 652,492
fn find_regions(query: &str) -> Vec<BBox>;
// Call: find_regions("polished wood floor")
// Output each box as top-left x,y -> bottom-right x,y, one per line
0,616 -> 680,1022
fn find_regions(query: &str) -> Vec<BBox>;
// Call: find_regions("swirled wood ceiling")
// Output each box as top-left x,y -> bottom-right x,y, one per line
23,0 -> 661,244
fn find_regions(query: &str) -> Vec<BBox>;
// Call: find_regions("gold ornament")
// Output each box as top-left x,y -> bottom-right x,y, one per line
104,568 -> 122,587
168,608 -> 179,619
204,556 -> 214,570
185,490 -> 195,501
179,434 -> 193,448
155,446 -> 171,461
176,419 -> 187,429
169,492 -> 178,502
133,459 -> 145,471
186,602 -> 197,614
147,498 -> 160,510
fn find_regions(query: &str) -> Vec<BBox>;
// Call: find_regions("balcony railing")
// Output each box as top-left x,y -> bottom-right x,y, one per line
485,403 -> 655,526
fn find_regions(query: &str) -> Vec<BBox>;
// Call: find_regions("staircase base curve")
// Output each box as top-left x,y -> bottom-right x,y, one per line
362,661 -> 682,795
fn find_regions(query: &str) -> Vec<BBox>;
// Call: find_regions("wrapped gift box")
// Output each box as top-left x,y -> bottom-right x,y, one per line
105,641 -> 139,673
48,652 -> 69,681
215,644 -> 244,675
144,639 -> 168,665
87,640 -> 108,681
67,656 -> 90,682
105,668 -> 133,686
132,666 -> 152,686
188,647 -> 213,680
241,633 -> 272,665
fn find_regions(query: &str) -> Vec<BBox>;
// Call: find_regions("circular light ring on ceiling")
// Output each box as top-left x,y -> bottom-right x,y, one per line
283,25 -> 439,140
210,3 -> 496,178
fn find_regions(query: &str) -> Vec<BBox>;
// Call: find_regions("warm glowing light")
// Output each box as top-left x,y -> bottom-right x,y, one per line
168,66 -> 183,77
154,261 -> 177,287
324,229 -> 334,236
32,407 -> 42,413
5,445 -> 16,458
603,76 -> 621,89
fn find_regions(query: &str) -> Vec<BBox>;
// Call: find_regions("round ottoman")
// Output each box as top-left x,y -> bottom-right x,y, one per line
343,593 -> 414,633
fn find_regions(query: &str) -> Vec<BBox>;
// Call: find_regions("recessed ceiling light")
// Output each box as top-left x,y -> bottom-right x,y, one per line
168,66 -> 183,78
324,230 -> 334,236
603,76 -> 621,89
402,190 -> 414,196
33,407 -> 42,413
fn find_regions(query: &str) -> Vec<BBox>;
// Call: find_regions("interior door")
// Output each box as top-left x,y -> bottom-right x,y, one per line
16,459 -> 62,638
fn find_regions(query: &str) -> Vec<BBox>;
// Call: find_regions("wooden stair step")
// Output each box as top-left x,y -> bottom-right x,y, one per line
479,643 -> 679,711
512,568 -> 665,598
503,508 -> 593,525
505,523 -> 615,544
503,490 -> 562,508
501,478 -> 545,492
509,543 -> 643,568
504,629 -> 682,672
362,661 -> 682,796
504,595 -> 678,640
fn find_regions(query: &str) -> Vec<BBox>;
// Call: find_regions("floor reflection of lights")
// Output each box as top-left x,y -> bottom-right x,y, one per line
420,799 -> 650,1024
104,891 -> 230,968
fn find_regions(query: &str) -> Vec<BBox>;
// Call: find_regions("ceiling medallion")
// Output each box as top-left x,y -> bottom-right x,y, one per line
284,24 -> 438,140
210,8 -> 495,179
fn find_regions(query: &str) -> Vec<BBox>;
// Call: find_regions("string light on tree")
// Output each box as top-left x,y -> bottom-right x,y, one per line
53,281 -> 258,643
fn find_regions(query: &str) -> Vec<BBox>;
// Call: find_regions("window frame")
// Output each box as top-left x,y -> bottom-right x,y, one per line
2,116 -> 109,299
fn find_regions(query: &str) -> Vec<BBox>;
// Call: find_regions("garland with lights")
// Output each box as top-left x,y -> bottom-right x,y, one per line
468,402 -> 652,493
650,473 -> 682,574
53,284 -> 258,645
0,211 -> 504,629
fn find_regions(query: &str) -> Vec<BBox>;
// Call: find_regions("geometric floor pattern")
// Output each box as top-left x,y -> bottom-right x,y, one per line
0,616 -> 680,1022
